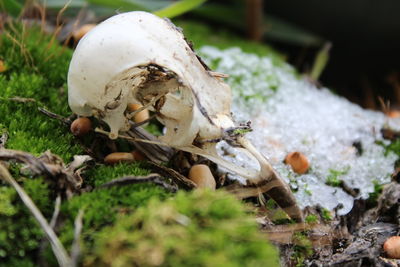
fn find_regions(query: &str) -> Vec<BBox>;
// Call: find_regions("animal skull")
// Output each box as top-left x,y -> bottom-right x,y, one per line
68,11 -> 303,221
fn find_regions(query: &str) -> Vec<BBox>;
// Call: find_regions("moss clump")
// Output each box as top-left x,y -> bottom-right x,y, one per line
85,189 -> 279,267
325,167 -> 350,187
384,138 -> 400,159
85,162 -> 151,187
320,208 -> 332,221
0,177 -> 52,264
305,214 -> 318,224
0,24 -> 82,161
291,232 -> 313,267
367,179 -> 384,206
57,183 -> 170,257
47,163 -> 169,264
0,24 -> 83,265
0,24 -> 167,265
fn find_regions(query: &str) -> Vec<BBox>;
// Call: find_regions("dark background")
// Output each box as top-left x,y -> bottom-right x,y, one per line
266,0 -> 400,108
189,0 -> 400,110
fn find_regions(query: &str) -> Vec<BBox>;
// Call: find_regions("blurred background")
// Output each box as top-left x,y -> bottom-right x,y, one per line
2,0 -> 400,111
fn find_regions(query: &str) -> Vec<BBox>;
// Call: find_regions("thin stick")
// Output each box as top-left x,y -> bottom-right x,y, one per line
8,96 -> 36,103
129,114 -> 156,128
378,96 -> 390,114
0,163 -> 72,267
95,128 -> 167,146
98,174 -> 177,192
71,209 -> 84,267
49,194 -> 62,228
38,107 -> 71,126
0,132 -> 8,149
245,0 -> 263,41
38,194 -> 62,265
126,94 -> 165,120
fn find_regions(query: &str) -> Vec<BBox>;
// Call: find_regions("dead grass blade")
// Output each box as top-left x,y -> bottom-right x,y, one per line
148,162 -> 197,189
71,209 -> 84,267
50,194 -> 62,228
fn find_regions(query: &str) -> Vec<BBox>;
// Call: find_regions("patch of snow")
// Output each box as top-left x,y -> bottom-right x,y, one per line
199,46 -> 399,215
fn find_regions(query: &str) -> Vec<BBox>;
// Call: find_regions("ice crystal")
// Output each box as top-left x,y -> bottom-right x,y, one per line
199,46 -> 399,215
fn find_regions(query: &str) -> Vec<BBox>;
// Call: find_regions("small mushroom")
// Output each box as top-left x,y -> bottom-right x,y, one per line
383,236 -> 400,259
0,60 -> 7,72
284,152 -> 309,174
70,117 -> 92,136
131,150 -> 146,161
104,152 -> 135,164
188,164 -> 216,190
127,103 -> 150,124
73,24 -> 96,42
387,110 -> 400,118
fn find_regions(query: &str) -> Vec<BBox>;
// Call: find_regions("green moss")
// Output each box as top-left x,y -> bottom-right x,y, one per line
58,184 -> 170,254
0,20 -> 287,266
144,123 -> 163,136
0,24 -> 165,265
291,232 -> 313,267
305,214 -> 318,224
320,208 -> 332,221
0,178 -> 51,265
85,162 -> 151,187
0,25 -> 82,162
86,190 -> 279,267
367,180 -> 384,206
383,138 -> 400,158
0,27 -> 78,264
0,187 -> 17,216
325,167 -> 350,187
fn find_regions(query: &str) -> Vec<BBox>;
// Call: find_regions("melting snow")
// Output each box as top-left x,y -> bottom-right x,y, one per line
199,46 -> 400,215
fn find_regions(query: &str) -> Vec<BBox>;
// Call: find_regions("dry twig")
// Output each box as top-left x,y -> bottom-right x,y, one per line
50,194 -> 62,228
38,194 -> 62,265
147,162 -> 197,189
38,107 -> 71,126
71,209 -> 84,267
8,96 -> 37,103
0,148 -> 92,195
98,173 -> 177,192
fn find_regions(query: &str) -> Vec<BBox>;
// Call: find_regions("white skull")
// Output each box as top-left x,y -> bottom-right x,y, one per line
68,11 -> 232,143
67,11 -> 303,221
